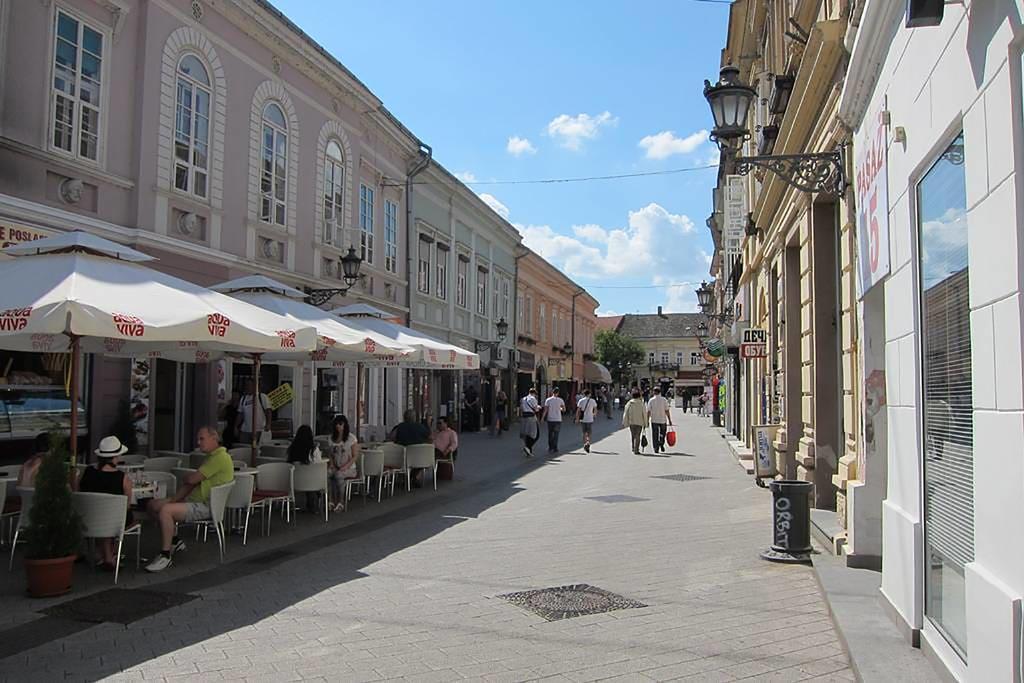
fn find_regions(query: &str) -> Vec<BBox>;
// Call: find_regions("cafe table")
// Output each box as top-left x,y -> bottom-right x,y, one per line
129,475 -> 166,505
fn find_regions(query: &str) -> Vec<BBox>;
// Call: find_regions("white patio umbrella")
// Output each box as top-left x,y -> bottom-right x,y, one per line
0,232 -> 318,460
331,306 -> 480,370
212,275 -> 422,430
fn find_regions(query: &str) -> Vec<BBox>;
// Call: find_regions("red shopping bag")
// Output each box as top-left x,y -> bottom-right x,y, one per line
666,427 -> 677,447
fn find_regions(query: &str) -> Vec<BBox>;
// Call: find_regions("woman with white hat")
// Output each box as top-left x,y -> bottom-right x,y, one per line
79,436 -> 134,571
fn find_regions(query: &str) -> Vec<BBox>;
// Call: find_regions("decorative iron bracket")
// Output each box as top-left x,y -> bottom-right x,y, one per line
733,148 -> 846,195
305,286 -> 353,307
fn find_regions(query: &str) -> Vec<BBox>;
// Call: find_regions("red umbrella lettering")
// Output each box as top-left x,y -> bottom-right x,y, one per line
113,313 -> 145,337
0,307 -> 31,331
277,330 -> 296,348
207,313 -> 231,337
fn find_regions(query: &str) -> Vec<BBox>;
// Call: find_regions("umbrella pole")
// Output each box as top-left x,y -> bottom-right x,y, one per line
251,354 -> 262,467
69,334 -> 80,463
355,363 -> 362,439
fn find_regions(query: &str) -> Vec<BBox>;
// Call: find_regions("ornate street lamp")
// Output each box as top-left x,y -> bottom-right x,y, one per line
495,317 -> 509,342
475,318 -> 509,354
561,341 -> 573,357
704,66 -> 846,195
305,246 -> 364,306
696,280 -> 713,313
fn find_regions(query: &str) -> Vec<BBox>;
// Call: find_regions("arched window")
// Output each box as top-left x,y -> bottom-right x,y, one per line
261,102 -> 288,225
323,139 -> 345,244
174,54 -> 210,197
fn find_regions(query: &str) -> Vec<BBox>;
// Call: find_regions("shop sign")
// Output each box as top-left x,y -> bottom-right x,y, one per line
518,351 -> 535,371
855,105 -> 891,297
0,222 -> 52,252
723,175 -> 746,255
267,382 -> 293,410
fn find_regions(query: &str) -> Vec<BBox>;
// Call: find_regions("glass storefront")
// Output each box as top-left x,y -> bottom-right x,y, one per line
917,133 -> 971,659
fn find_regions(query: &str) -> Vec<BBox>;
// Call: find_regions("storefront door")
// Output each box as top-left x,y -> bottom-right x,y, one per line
152,360 -> 194,452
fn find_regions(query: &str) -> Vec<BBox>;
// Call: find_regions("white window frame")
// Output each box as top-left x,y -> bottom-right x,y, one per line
476,266 -> 488,316
539,303 -> 546,341
260,103 -> 288,226
502,278 -> 511,319
50,8 -> 107,164
323,140 -> 345,245
173,54 -> 211,199
648,351 -> 655,365
359,183 -> 375,263
690,351 -> 701,366
661,351 -> 670,365
456,255 -> 468,308
384,199 -> 399,273
525,295 -> 533,334
417,236 -> 431,294
435,243 -> 449,300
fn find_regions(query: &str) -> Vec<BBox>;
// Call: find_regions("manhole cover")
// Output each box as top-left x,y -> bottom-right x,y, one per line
498,584 -> 646,621
40,588 -> 197,625
583,494 -> 650,503
652,474 -> 711,483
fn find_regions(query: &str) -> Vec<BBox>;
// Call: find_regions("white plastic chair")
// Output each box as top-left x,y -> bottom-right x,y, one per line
192,482 -> 235,562
405,444 -> 436,491
145,471 -> 177,499
292,461 -> 329,522
434,447 -> 456,490
227,447 -> 253,463
379,443 -> 408,496
360,450 -> 386,502
144,456 -> 182,473
0,486 -> 17,546
189,452 -> 209,470
254,462 -> 294,534
8,487 -> 34,571
119,454 -> 147,466
172,467 -> 197,494
71,491 -> 140,584
258,444 -> 289,460
255,455 -> 286,466
223,473 -> 262,545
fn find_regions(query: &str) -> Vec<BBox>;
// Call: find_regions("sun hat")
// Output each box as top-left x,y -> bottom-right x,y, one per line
94,435 -> 128,458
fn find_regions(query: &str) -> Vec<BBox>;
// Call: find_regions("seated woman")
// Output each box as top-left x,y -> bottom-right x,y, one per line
79,436 -> 134,572
326,415 -> 359,512
287,425 -> 322,511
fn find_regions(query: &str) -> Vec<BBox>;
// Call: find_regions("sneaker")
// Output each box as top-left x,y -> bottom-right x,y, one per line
145,555 -> 173,573
171,538 -> 187,554
584,443 -> 590,453
523,446 -> 532,457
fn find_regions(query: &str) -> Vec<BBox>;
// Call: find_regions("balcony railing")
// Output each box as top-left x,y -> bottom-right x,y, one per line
648,362 -> 681,371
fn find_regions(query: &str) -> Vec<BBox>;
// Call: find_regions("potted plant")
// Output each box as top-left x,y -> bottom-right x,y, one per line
23,437 -> 82,597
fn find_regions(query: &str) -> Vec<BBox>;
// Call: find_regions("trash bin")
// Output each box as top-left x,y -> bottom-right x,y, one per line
760,479 -> 813,563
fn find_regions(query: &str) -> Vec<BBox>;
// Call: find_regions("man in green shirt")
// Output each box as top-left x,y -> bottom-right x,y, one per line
146,425 -> 234,572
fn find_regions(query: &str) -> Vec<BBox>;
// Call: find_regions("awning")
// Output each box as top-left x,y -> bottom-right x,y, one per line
583,361 -> 612,383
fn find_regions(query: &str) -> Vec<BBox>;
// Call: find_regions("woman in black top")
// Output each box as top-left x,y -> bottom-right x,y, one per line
287,425 -> 322,510
221,391 -> 239,449
79,440 -> 133,571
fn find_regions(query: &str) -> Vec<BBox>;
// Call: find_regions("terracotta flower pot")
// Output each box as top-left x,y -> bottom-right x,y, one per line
25,556 -> 75,598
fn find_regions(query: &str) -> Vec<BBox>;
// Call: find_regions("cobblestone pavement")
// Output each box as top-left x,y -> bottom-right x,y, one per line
0,411 -> 853,682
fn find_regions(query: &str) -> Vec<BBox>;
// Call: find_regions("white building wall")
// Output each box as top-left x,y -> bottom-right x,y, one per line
852,4 -> 1024,680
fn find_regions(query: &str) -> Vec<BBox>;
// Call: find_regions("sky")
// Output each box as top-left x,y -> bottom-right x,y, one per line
272,0 -> 730,316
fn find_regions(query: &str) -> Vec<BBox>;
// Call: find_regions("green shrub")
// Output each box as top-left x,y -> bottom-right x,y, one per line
24,436 -> 82,560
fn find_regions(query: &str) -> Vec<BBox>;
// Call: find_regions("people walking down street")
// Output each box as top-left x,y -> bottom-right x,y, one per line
237,379 -> 272,446
492,390 -> 509,437
601,386 -> 612,419
541,387 -> 566,454
575,389 -> 598,453
682,393 -> 691,413
698,394 -> 707,417
647,387 -> 672,453
519,387 -> 541,457
622,388 -> 648,455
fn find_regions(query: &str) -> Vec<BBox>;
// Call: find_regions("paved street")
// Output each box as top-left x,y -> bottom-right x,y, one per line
0,411 -> 853,682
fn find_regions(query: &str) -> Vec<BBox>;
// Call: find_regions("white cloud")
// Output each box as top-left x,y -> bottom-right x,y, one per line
572,224 -> 609,243
478,192 -> 510,220
546,111 -> 618,150
506,136 -> 537,157
455,171 -> 477,183
518,202 -> 703,282
596,308 -> 621,317
704,150 -> 720,167
638,129 -> 708,160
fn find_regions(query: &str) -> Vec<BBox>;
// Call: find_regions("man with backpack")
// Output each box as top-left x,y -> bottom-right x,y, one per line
575,388 -> 598,453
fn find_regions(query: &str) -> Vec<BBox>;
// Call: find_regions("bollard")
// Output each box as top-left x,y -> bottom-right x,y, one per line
760,480 -> 813,563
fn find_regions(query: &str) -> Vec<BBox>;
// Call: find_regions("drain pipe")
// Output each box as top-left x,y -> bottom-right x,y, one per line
405,143 -> 432,327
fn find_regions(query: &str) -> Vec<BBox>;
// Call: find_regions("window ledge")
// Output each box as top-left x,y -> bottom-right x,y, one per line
0,137 -> 134,190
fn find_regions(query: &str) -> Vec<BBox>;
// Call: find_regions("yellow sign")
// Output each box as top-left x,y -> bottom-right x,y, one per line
267,383 -> 293,410
0,222 -> 52,255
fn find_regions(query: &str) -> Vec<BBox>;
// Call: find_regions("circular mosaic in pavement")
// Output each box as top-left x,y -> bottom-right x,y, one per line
498,583 -> 647,621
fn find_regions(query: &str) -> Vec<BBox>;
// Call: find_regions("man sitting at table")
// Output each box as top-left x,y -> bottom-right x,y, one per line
388,409 -> 430,487
79,435 -> 135,572
145,425 -> 233,573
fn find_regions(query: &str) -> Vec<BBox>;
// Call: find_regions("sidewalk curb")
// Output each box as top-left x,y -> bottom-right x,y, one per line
810,545 -> 939,683
720,431 -> 755,475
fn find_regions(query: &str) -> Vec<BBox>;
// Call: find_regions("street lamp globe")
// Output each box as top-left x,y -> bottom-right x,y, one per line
341,246 -> 363,287
562,342 -> 573,357
495,317 -> 509,342
703,66 -> 757,148
697,321 -> 708,338
696,280 -> 713,311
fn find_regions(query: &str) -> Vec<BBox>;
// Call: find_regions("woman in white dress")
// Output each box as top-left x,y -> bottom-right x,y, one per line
327,414 -> 360,511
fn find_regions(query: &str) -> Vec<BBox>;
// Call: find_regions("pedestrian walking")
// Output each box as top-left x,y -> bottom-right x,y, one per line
519,387 -> 541,457
601,386 -> 612,419
622,388 -> 648,454
541,387 -> 566,454
682,393 -> 691,413
575,388 -> 598,453
646,387 -> 672,453
492,390 -> 508,437
698,394 -> 707,417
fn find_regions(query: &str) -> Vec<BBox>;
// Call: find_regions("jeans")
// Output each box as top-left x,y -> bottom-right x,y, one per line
629,425 -> 643,453
651,422 -> 668,452
546,421 -> 561,452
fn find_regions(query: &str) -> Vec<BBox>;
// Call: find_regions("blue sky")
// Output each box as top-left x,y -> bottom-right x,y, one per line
273,0 -> 729,315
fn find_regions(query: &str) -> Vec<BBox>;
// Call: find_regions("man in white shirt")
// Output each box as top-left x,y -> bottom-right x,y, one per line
236,379 -> 272,446
519,387 -> 541,457
575,388 -> 598,453
646,387 -> 672,453
541,388 -> 566,454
